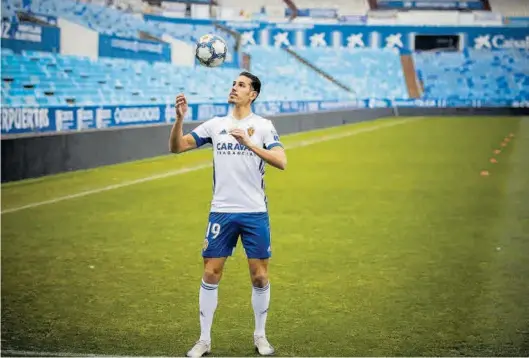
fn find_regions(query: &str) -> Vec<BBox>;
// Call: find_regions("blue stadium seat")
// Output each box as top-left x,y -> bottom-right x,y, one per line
3,0 -> 164,39
294,47 -> 409,100
2,48 -> 360,107
243,45 -> 356,101
413,49 -> 529,102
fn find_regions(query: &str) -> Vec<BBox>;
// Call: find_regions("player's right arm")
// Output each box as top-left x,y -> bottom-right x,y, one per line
169,94 -> 197,154
169,94 -> 214,154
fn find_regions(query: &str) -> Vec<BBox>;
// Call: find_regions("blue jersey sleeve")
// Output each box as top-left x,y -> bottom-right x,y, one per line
191,118 -> 214,148
263,120 -> 283,150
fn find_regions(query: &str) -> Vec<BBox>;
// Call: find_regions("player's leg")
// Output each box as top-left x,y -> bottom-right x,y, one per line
187,213 -> 240,358
198,257 -> 226,343
239,212 -> 275,356
248,258 -> 271,334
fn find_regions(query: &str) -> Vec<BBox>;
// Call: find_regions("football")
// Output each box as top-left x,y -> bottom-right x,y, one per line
195,34 -> 228,68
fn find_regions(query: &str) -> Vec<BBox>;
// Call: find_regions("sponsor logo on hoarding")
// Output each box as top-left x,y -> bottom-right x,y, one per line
76,109 -> 94,121
55,109 -> 74,130
254,102 -> 282,115
76,108 -> 95,130
1,108 -> 50,133
164,104 -> 193,122
273,32 -> 290,47
347,34 -> 365,48
96,108 -> 112,128
474,34 -> 529,49
385,33 -> 403,49
309,33 -> 327,47
368,99 -> 389,108
114,107 -> 161,124
241,31 -> 256,45
319,101 -> 363,110
198,104 -> 228,120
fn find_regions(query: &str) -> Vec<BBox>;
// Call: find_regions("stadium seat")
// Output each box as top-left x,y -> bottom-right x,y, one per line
148,21 -> 217,43
3,0 -> 164,39
413,49 -> 529,102
4,47 -> 526,108
294,47 -> 408,99
2,50 -> 356,107
243,45 -> 356,101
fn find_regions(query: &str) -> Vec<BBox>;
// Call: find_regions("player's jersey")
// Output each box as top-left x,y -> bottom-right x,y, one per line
190,112 -> 282,213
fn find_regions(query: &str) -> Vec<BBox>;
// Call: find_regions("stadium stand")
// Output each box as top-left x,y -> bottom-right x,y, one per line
4,0 -> 163,38
1,0 -> 240,61
243,46 -> 356,101
145,20 -> 238,54
1,0 -> 528,115
0,47 -> 356,107
148,21 -> 216,43
2,0 -> 236,49
1,0 -> 19,20
2,41 -> 527,107
294,47 -> 408,99
1,51 -> 241,107
414,49 -> 529,102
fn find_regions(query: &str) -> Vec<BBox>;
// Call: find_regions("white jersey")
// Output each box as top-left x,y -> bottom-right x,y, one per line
190,112 -> 283,213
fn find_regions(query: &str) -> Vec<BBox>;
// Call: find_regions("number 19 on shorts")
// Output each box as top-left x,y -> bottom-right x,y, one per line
206,222 -> 221,239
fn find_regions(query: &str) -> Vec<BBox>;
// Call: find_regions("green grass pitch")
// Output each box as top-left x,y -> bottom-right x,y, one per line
2,116 -> 529,356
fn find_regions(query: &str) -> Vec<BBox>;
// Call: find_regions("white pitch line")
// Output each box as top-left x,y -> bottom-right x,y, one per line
2,349 -> 177,357
1,349 -> 124,357
1,163 -> 212,215
286,117 -> 418,148
1,118 -> 419,215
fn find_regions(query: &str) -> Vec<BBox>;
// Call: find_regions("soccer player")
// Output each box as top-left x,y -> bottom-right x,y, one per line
169,72 -> 287,357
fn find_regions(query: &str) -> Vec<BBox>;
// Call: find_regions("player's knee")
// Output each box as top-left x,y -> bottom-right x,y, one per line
203,266 -> 223,284
251,272 -> 268,288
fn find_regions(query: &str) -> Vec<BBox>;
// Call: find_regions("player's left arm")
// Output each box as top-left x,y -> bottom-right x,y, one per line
248,145 -> 287,171
230,121 -> 287,170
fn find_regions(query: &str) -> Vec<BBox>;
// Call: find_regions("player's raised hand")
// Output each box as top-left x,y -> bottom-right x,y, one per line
175,93 -> 188,120
229,128 -> 253,147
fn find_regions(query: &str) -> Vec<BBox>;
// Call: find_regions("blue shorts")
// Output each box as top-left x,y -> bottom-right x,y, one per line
202,212 -> 271,259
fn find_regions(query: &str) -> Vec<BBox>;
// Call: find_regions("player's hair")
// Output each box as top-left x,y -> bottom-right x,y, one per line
239,71 -> 261,103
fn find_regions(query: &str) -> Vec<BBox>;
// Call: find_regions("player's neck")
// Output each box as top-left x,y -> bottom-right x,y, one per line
232,106 -> 252,120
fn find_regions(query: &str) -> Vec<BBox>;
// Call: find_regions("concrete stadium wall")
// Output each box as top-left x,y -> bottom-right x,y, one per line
2,107 -> 527,183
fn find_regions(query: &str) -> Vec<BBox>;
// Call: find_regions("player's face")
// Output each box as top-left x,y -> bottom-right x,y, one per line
228,76 -> 256,106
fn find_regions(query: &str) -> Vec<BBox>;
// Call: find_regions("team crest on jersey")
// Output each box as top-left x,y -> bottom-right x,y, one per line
247,127 -> 255,137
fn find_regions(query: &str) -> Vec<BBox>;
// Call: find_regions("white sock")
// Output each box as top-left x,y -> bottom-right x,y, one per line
252,282 -> 270,337
199,280 -> 218,343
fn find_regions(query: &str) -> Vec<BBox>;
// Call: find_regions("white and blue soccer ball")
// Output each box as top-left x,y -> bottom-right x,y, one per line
195,34 -> 228,68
